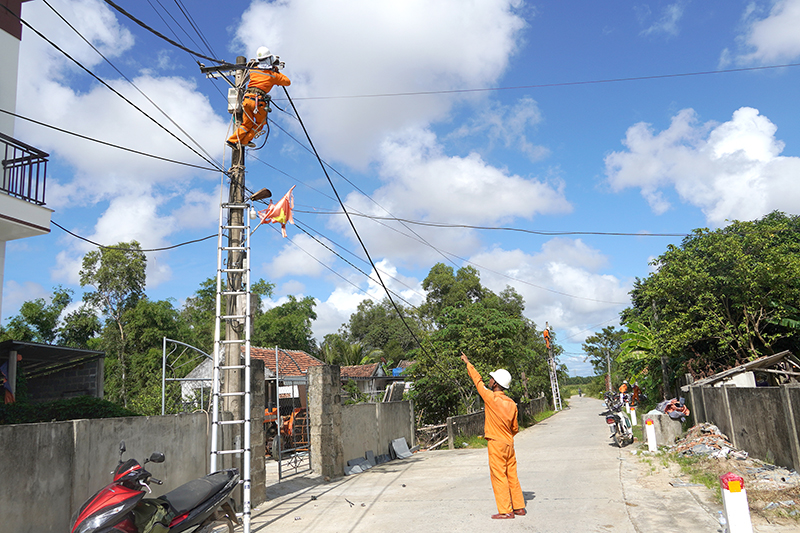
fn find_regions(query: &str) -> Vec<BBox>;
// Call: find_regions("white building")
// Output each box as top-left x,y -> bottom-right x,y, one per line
1,1 -> 53,397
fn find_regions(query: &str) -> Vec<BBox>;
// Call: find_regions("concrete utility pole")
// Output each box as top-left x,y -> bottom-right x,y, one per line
224,55 -> 248,419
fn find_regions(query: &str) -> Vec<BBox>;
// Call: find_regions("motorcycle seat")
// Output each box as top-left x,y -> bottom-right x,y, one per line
161,471 -> 234,514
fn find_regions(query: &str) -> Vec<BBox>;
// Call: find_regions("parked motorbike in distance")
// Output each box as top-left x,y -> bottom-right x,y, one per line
601,392 -> 634,448
70,441 -> 240,533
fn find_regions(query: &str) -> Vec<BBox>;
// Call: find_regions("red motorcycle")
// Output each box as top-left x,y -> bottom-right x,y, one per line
70,441 -> 239,533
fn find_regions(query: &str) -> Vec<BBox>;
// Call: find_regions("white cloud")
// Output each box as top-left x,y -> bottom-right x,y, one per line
329,127 -> 571,262
637,1 -> 688,37
730,0 -> 800,64
261,232 -> 336,279
449,97 -> 550,162
235,0 -> 527,168
605,107 -> 800,226
469,240 -> 631,337
1,281 -> 49,321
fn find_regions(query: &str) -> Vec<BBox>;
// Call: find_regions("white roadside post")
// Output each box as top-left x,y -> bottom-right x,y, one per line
720,472 -> 753,533
645,418 -> 657,452
630,405 -> 637,426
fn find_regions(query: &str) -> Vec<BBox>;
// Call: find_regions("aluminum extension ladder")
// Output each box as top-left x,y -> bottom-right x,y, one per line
548,355 -> 563,411
210,198 -> 253,532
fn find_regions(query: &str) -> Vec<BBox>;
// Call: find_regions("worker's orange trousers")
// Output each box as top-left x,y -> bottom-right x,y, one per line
487,440 -> 525,514
227,94 -> 268,147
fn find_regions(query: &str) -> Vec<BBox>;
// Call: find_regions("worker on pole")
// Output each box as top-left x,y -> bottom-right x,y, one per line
226,47 -> 291,148
460,352 -> 526,519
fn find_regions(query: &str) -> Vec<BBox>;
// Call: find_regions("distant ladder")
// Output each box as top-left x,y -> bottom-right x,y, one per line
210,199 -> 252,532
548,355 -> 563,411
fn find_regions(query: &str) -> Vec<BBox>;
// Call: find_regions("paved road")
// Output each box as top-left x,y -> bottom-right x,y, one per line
247,395 -> 777,532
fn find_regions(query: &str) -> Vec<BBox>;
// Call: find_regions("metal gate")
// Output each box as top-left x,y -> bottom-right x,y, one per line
265,348 -> 311,481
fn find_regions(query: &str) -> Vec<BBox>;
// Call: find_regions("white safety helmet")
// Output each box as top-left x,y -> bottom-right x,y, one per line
489,368 -> 512,390
256,46 -> 271,61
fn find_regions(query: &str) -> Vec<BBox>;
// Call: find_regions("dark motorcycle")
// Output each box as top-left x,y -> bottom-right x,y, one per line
602,392 -> 634,448
70,441 -> 239,533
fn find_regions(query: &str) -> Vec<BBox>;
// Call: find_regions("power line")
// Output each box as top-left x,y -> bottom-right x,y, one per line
282,86 -> 431,357
283,62 -> 800,102
40,0 -> 223,172
293,209 -> 689,238
0,109 -> 219,172
102,0 -> 226,64
51,220 -> 216,252
8,8 -> 226,173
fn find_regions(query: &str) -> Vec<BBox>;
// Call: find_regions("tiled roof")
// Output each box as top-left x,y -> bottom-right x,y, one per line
340,362 -> 383,379
249,346 -> 324,378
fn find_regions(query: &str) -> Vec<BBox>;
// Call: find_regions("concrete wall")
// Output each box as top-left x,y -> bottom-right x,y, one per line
341,401 -> 414,463
690,383 -> 800,471
0,412 -> 208,533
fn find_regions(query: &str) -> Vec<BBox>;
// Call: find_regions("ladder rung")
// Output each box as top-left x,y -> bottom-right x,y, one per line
220,392 -> 246,397
220,339 -> 245,344
215,448 -> 245,455
216,419 -> 245,425
222,203 -> 248,208
221,246 -> 246,251
221,291 -> 246,296
220,268 -> 246,273
222,225 -> 246,230
220,365 -> 246,370
221,314 -> 246,320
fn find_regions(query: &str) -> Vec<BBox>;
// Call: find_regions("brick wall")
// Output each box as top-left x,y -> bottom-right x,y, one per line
26,358 -> 103,402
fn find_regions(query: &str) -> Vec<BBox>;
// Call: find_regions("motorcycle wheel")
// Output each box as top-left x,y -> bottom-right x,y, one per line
613,432 -> 621,448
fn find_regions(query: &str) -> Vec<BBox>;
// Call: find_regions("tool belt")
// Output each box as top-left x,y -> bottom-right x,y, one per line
246,87 -> 270,99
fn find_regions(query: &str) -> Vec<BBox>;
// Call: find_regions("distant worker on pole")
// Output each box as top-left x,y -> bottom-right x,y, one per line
226,46 -> 291,148
460,352 -> 526,519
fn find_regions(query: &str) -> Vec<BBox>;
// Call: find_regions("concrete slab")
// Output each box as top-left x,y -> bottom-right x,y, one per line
253,396 -> 800,532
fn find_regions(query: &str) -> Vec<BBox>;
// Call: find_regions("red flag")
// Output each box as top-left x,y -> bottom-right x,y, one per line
257,185 -> 295,237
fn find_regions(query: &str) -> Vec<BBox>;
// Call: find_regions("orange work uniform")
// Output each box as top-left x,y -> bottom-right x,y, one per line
466,362 -> 525,514
227,69 -> 291,147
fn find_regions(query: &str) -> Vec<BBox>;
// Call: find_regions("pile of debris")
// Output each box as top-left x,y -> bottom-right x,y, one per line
670,423 -> 749,460
667,423 -> 800,520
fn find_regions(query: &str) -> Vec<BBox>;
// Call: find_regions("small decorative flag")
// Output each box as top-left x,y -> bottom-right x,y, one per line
257,185 -> 295,237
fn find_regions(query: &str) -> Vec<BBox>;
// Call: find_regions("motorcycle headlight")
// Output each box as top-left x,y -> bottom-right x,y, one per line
72,503 -> 127,533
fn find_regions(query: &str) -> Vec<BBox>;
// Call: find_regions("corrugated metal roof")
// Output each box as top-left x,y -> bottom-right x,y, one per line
685,350 -> 799,389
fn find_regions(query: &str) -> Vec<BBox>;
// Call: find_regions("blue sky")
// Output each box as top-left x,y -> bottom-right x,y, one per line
5,0 -> 800,376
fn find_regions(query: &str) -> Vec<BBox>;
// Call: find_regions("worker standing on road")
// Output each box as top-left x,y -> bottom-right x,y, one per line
460,352 -> 526,519
226,46 -> 291,148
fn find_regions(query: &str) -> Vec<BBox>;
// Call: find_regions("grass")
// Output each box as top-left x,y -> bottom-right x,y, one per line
453,434 -> 489,448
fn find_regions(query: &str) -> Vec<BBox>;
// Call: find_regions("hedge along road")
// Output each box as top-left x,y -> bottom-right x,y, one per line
250,395 -> 727,533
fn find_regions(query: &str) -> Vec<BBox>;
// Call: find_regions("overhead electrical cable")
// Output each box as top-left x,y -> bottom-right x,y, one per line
291,221 -> 421,308
7,9 -> 226,173
293,209 -> 690,238
293,219 -> 426,301
172,0 -> 217,58
102,0 -> 226,64
283,62 -> 800,102
41,0 -> 224,172
0,109 -> 218,172
52,220 -> 216,252
281,87 -> 431,358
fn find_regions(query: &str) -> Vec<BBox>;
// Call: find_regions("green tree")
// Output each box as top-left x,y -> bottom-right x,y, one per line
342,298 -> 423,365
80,241 -> 146,406
253,295 -> 317,353
624,211 -> 800,384
3,286 -> 72,343
320,333 -> 383,366
581,326 -> 624,382
409,265 -> 551,424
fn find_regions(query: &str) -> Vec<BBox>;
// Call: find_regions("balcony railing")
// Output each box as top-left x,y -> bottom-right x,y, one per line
1,131 -> 48,206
